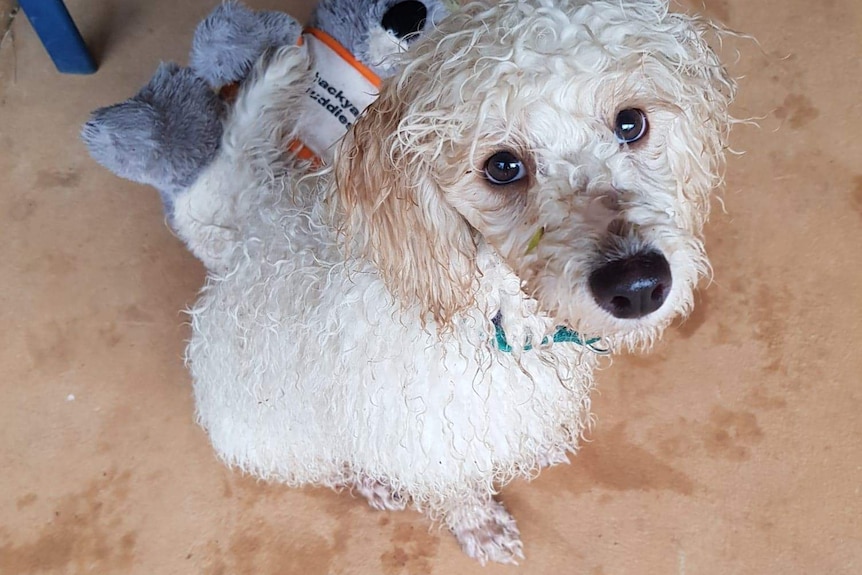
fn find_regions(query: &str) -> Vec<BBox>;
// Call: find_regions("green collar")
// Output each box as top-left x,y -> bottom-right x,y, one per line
492,314 -> 610,355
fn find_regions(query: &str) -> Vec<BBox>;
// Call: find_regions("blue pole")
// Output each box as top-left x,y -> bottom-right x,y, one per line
18,0 -> 97,74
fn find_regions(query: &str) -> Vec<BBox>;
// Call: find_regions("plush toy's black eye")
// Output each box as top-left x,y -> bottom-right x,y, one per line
614,108 -> 648,144
382,1 -> 428,41
484,151 -> 526,185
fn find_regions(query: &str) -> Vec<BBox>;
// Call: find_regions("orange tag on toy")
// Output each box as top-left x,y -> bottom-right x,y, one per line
293,28 -> 382,162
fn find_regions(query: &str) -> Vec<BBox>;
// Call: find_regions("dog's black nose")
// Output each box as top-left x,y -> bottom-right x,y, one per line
589,251 -> 672,319
382,1 -> 428,41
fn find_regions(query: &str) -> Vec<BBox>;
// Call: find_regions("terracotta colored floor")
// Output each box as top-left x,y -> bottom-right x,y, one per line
1,0 -> 859,573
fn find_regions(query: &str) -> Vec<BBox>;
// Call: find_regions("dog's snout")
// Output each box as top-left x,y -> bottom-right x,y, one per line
383,1 -> 428,41
589,251 -> 672,319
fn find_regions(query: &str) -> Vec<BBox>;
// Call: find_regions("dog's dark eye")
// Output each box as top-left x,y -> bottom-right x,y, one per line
614,108 -> 648,144
484,151 -> 526,185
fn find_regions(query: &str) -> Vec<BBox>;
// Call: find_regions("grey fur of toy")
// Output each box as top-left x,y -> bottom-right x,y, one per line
190,3 -> 302,88
82,1 -> 299,217
81,0 -> 450,221
311,0 -> 450,78
81,63 -> 223,213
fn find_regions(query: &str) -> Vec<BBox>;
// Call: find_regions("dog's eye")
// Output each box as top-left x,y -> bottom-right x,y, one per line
614,108 -> 648,144
484,151 -> 526,185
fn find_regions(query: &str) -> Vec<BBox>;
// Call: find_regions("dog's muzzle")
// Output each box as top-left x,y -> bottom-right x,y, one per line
588,250 -> 672,319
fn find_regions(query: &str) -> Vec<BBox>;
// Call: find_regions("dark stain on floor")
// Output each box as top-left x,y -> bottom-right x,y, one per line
750,282 -> 790,375
700,406 -> 764,461
851,175 -> 862,218
201,474 -> 360,575
774,93 -> 819,129
33,168 -> 82,190
564,424 -> 695,495
380,521 -> 440,575
676,289 -> 710,339
15,494 -> 37,510
0,469 -> 136,575
655,406 -> 765,462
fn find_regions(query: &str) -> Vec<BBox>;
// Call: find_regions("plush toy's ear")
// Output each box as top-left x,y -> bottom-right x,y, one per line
334,81 -> 477,328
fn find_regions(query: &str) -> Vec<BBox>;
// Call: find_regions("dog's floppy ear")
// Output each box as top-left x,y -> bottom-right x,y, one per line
334,79 -> 477,327
646,8 -> 739,232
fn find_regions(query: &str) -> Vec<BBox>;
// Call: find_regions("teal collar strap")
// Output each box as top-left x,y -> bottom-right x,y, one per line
492,314 -> 611,355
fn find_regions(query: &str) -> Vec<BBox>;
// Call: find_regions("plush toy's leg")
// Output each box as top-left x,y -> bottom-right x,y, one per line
171,45 -> 312,273
81,63 -> 224,216
190,1 -> 302,88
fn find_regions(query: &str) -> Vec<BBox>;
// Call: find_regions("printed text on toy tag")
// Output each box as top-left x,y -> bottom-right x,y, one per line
307,72 -> 364,130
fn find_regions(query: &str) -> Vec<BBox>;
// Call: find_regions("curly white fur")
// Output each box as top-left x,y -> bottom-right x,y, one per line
174,0 -> 735,564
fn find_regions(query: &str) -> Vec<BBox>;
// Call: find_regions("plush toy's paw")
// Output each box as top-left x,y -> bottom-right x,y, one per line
190,0 -> 301,88
448,498 -> 524,565
82,63 -> 223,207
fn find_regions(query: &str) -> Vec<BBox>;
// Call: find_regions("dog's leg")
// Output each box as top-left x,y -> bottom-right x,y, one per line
438,493 -> 524,565
537,445 -> 570,468
171,45 -> 313,273
220,45 -> 314,165
351,475 -> 408,511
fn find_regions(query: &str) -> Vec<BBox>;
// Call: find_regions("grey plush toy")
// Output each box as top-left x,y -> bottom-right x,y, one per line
81,0 -> 450,216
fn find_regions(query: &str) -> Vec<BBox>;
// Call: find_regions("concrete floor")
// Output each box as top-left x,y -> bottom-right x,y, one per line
1,0 -> 859,573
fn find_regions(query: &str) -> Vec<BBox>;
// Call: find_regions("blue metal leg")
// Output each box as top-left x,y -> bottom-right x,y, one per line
18,0 -> 97,74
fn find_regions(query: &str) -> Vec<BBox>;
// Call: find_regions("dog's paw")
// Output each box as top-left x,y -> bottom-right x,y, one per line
537,446 -> 570,468
449,499 -> 524,565
353,476 -> 408,511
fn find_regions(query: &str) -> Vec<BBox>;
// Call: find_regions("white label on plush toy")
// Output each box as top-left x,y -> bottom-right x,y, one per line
297,30 -> 381,161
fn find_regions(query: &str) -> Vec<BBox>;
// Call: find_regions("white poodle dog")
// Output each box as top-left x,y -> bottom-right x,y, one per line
173,0 -> 736,564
